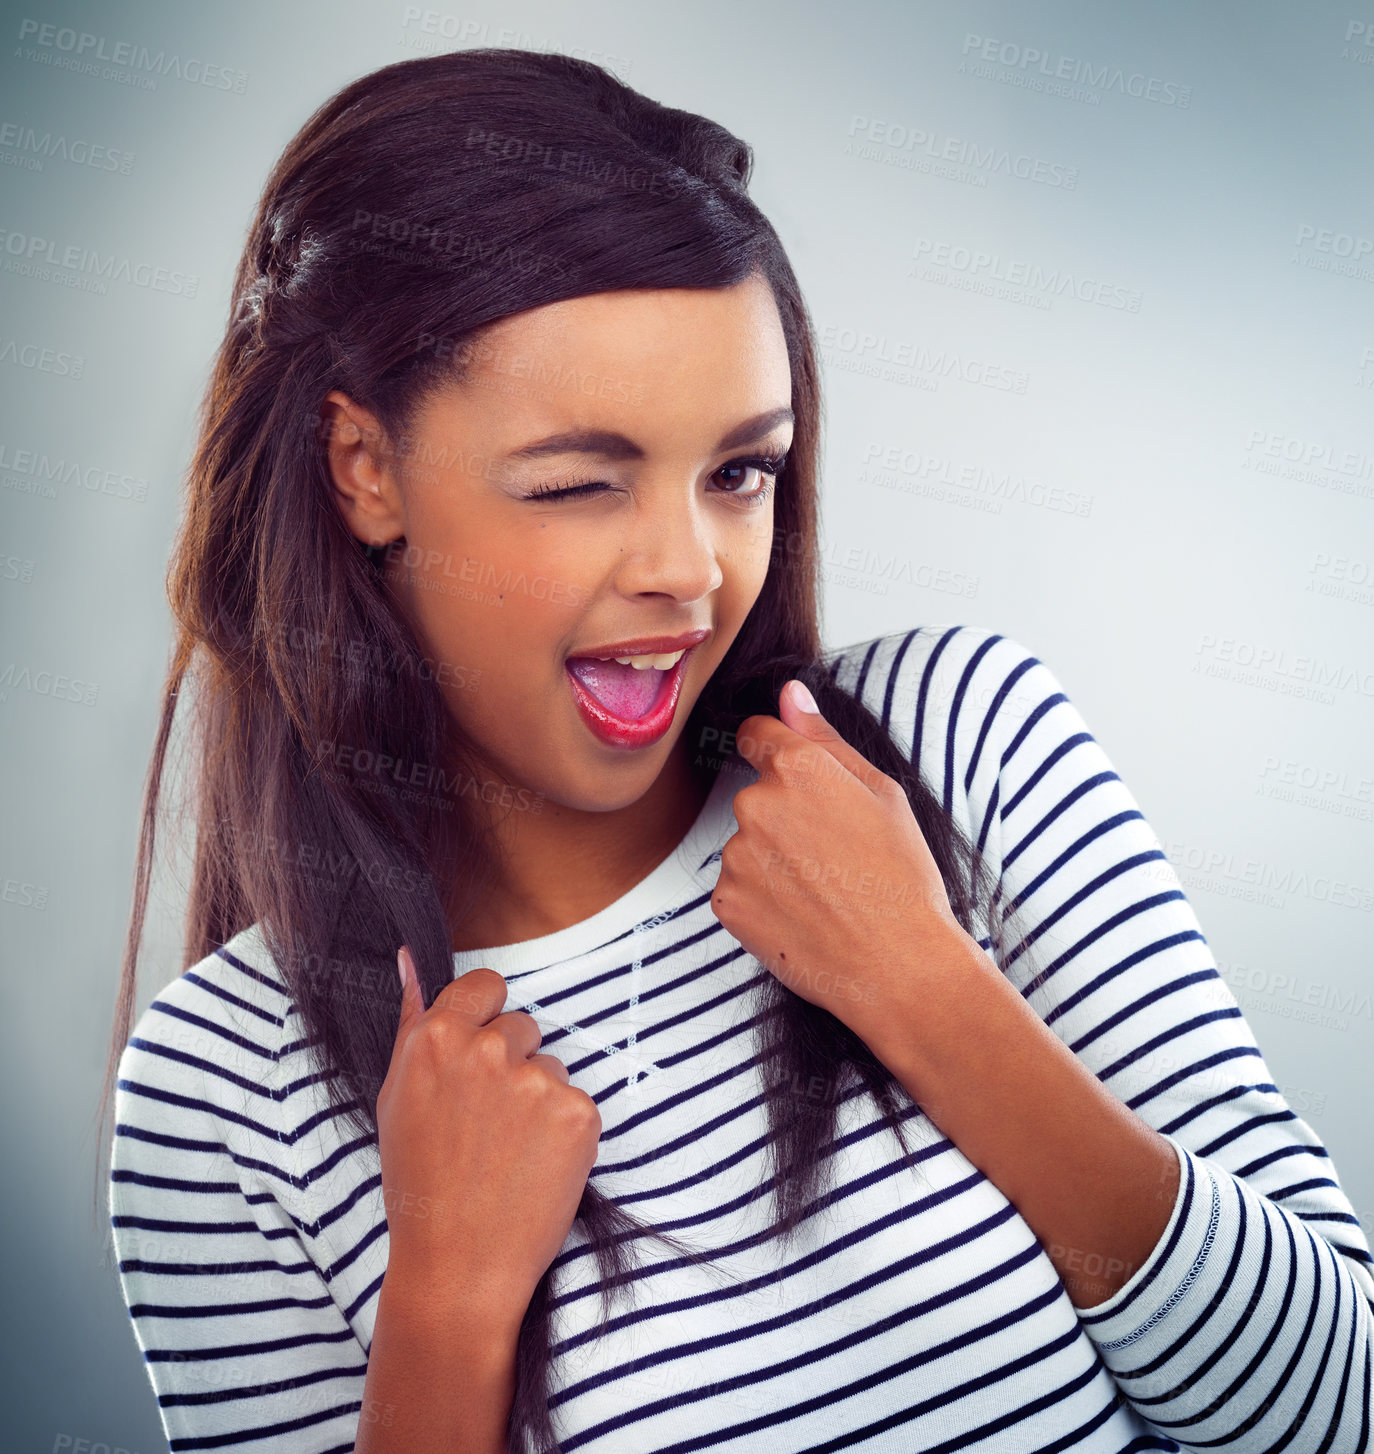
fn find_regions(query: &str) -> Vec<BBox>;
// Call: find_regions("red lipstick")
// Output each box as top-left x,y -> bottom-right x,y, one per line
563,629 -> 708,750
568,628 -> 710,659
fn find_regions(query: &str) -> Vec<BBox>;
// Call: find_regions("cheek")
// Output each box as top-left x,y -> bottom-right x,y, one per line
395,507 -> 593,649
413,571 -> 586,737
725,503 -> 777,597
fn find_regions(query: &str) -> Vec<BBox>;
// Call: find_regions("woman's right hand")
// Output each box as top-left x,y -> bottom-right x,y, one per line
375,945 -> 602,1327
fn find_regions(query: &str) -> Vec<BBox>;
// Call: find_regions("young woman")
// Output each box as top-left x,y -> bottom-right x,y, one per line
101,48 -> 1372,1454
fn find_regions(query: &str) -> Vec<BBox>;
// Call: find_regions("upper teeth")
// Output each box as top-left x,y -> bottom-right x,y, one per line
592,648 -> 686,670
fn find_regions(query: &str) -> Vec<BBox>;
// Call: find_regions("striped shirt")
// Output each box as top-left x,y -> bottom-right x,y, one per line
110,622 -> 1374,1453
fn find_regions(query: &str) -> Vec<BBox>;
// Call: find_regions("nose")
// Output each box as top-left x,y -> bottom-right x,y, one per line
611,484 -> 726,604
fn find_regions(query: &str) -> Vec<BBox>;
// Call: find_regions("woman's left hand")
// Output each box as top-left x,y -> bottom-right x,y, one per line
709,678 -> 979,1056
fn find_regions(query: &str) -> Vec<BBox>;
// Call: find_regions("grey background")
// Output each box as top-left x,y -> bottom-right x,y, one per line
1,1 -> 1371,1448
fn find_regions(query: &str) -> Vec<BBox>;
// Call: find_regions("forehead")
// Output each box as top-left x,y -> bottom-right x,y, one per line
426,273 -> 791,443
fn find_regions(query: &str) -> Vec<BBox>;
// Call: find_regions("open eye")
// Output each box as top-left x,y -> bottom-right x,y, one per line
711,453 -> 788,504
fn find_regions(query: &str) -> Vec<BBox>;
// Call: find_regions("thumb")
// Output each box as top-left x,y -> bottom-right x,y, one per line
779,677 -> 891,797
395,943 -> 425,1042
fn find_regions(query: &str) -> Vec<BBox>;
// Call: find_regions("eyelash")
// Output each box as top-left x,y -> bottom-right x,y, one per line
521,451 -> 789,506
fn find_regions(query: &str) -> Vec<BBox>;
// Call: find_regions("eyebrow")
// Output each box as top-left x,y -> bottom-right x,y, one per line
504,407 -> 795,462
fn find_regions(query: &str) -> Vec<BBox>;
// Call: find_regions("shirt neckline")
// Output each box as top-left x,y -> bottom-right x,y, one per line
450,750 -> 750,980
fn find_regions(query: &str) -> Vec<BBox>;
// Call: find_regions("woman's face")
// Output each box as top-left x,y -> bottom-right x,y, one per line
326,270 -> 793,815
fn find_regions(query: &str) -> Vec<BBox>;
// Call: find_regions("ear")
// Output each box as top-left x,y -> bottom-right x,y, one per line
320,389 -> 406,549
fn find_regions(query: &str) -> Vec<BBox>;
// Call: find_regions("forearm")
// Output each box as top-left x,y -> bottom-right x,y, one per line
869,928 -> 1181,1309
355,1260 -> 525,1454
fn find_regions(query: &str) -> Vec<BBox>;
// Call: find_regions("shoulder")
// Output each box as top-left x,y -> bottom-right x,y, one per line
115,922 -> 297,1113
819,622 -> 1095,861
821,622 -> 1057,766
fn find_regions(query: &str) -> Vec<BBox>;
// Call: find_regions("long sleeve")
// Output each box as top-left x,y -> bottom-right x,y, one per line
828,623 -> 1374,1452
109,961 -> 371,1453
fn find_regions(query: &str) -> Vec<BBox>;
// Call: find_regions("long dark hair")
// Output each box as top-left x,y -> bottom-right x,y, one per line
98,48 -> 1041,1453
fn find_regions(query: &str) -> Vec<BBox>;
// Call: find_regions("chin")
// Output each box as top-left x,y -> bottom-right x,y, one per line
544,768 -> 666,817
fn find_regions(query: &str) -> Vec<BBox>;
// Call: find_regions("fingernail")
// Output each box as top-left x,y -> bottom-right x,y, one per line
790,679 -> 819,713
397,945 -> 408,987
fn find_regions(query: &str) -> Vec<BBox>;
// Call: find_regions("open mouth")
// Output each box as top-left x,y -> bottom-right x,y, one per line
564,646 -> 695,749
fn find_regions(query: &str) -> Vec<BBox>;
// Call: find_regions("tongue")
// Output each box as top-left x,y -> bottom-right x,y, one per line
567,658 -> 666,720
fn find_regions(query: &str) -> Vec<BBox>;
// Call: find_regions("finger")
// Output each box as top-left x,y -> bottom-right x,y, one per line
394,944 -> 425,1047
734,708 -> 873,795
487,1008 -> 543,1062
529,1051 -> 570,1084
748,689 -> 892,798
433,965 -> 509,1024
732,712 -> 791,782
783,681 -> 894,794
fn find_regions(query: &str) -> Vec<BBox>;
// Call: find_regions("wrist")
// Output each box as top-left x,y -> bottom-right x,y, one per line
862,925 -> 1006,1096
380,1252 -> 530,1345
